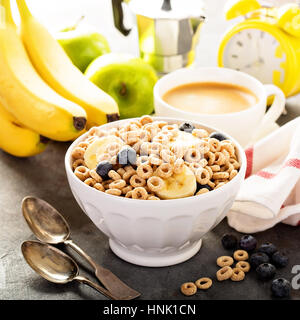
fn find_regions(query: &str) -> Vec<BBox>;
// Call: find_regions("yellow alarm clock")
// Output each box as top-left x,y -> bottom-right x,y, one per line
218,1 -> 300,97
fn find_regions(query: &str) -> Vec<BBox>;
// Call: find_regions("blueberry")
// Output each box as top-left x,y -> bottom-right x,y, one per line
271,278 -> 291,298
256,263 -> 276,281
221,234 -> 238,250
250,252 -> 270,269
96,160 -> 113,179
272,251 -> 289,268
209,132 -> 227,141
179,122 -> 195,133
258,242 -> 277,257
117,146 -> 136,166
239,235 -> 257,252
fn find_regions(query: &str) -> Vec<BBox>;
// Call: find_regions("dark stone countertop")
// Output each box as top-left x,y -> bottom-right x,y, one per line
0,103 -> 300,300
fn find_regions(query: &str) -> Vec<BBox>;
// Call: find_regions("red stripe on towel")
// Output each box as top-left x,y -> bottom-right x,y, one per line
245,147 -> 254,178
284,159 -> 300,169
256,171 -> 275,179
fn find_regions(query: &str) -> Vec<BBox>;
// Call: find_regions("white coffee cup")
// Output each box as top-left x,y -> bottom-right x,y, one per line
154,67 -> 285,146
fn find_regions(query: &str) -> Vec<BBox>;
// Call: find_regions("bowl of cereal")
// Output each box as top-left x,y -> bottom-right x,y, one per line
65,116 -> 246,267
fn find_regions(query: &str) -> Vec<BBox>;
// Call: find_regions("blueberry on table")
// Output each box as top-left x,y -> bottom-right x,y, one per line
209,132 -> 227,141
250,252 -> 270,269
239,235 -> 257,251
272,251 -> 289,268
179,122 -> 195,133
221,234 -> 238,250
271,278 -> 291,298
96,161 -> 113,179
258,242 -> 277,257
117,146 -> 136,166
256,263 -> 276,281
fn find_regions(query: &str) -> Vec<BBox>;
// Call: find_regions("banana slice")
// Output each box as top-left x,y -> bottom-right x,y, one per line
170,131 -> 201,157
156,165 -> 197,200
84,136 -> 124,169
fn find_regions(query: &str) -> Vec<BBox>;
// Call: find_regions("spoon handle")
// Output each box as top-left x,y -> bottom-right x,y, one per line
65,239 -> 140,300
75,276 -> 117,300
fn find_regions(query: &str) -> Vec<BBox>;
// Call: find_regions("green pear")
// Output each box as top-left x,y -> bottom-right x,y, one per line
85,53 -> 158,119
56,22 -> 110,73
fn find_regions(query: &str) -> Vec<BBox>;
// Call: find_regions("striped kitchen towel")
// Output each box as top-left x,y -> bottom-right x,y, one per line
227,117 -> 300,233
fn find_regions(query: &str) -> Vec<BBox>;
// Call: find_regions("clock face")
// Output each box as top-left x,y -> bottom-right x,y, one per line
222,28 -> 286,85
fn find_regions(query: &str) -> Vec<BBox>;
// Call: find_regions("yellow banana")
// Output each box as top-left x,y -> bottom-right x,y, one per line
0,0 -> 87,142
16,0 -> 120,129
0,101 -> 48,157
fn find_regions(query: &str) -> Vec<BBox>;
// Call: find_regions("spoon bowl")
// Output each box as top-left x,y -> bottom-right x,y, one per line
21,240 -> 78,284
22,197 -> 70,244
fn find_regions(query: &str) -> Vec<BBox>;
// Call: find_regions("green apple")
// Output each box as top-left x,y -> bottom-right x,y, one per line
56,24 -> 110,72
85,53 -> 158,119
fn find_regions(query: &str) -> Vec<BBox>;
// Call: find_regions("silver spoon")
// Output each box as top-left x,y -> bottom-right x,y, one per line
22,196 -> 140,300
21,240 -> 117,300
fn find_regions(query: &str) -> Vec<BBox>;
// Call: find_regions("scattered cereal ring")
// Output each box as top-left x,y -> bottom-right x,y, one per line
196,188 -> 210,195
234,250 -> 249,261
137,163 -> 153,179
130,175 -> 146,187
216,266 -> 233,281
212,172 -> 229,180
74,166 -> 90,181
84,178 -> 96,187
230,169 -> 238,180
94,183 -> 104,192
132,187 -> 148,200
195,277 -> 212,290
209,138 -> 221,152
236,261 -> 251,273
147,176 -> 164,192
72,147 -> 85,160
231,268 -> 245,281
72,159 -> 86,170
157,163 -> 173,178
108,170 -> 122,181
195,168 -> 210,185
109,179 -> 127,190
89,169 -> 102,183
180,282 -> 197,296
105,188 -> 122,196
214,152 -> 226,166
217,256 -> 234,267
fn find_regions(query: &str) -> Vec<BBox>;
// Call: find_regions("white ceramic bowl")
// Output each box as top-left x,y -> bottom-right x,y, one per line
65,117 -> 246,267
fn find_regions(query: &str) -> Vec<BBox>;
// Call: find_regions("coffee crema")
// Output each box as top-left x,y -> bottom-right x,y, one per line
162,82 -> 258,115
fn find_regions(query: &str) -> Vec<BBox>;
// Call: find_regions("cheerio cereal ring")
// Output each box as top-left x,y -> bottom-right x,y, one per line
184,148 -> 201,163
231,268 -> 245,281
234,250 -> 249,261
77,141 -> 89,150
206,151 -> 215,166
196,188 -> 210,195
93,183 -> 104,192
230,169 -> 238,180
195,168 -> 210,185
214,152 -> 226,166
140,115 -> 153,125
157,163 -> 173,178
148,154 -> 162,166
174,158 -> 184,174
72,147 -> 85,160
130,175 -> 146,187
89,169 -> 102,183
125,190 -> 133,198
217,256 -> 234,267
195,277 -> 212,290
117,168 -> 126,177
72,159 -> 86,170
84,178 -> 96,187
105,188 -> 122,196
236,261 -> 251,273
210,165 -> 221,172
212,172 -> 229,180
192,128 -> 209,139
147,195 -> 160,200
132,187 -> 148,200
109,179 -> 127,190
108,170 -> 122,181
216,266 -> 233,281
180,282 -> 197,296
74,166 -> 90,181
137,163 -> 153,179
160,149 -> 176,163
209,138 -> 221,152
147,176 -> 164,192
122,185 -> 133,195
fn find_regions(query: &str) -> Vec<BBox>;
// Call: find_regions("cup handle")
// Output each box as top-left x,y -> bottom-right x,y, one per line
250,84 -> 286,144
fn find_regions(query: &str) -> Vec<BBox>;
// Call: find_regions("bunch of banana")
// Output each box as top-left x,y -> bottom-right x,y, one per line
0,0 -> 119,158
